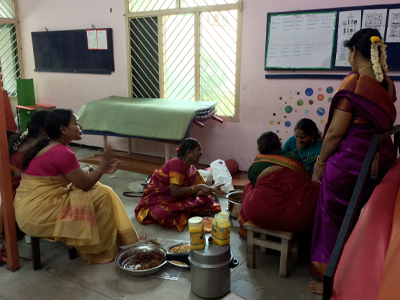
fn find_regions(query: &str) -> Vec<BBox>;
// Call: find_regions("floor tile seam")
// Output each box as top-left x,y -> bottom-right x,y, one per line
45,268 -> 116,300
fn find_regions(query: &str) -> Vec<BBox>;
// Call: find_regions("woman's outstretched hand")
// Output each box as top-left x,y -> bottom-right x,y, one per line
98,144 -> 121,174
212,183 -> 226,197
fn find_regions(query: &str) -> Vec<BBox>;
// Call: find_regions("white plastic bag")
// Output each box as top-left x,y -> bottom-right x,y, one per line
210,159 -> 234,193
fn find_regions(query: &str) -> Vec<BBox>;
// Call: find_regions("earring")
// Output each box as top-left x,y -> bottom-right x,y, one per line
189,155 -> 191,158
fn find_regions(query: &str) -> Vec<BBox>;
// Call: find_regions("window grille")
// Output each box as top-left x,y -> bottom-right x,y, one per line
0,0 -> 20,96
127,0 -> 242,119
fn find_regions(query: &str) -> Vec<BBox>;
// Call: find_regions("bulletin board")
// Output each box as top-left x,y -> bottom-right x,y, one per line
265,3 -> 400,72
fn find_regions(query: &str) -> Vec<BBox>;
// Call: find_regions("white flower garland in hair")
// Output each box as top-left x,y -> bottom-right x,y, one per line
379,42 -> 388,74
12,130 -> 28,152
370,36 -> 387,83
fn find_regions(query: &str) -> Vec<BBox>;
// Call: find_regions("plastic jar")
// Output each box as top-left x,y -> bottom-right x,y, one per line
189,216 -> 205,250
212,212 -> 231,246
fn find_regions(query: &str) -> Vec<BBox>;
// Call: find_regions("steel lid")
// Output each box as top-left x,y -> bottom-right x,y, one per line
189,242 -> 231,266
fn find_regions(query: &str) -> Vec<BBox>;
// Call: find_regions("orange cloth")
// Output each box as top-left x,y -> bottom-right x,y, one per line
331,158 -> 400,299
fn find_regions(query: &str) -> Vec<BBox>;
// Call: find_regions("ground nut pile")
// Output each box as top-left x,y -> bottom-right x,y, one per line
169,244 -> 190,253
125,251 -> 164,270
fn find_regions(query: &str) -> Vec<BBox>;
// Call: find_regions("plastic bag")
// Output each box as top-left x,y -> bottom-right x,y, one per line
198,169 -> 213,186
210,159 -> 234,193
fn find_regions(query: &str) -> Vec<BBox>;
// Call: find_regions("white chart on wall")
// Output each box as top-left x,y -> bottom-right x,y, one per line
386,9 -> 400,43
266,12 -> 337,69
361,9 -> 387,38
335,10 -> 362,67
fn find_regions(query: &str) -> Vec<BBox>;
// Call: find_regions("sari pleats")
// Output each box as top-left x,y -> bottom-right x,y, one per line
15,175 -> 139,265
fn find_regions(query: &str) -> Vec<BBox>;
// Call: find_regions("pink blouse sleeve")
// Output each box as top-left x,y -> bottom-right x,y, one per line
52,146 -> 81,175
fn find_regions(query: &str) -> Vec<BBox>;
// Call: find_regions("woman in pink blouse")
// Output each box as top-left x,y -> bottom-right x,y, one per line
15,109 -> 141,264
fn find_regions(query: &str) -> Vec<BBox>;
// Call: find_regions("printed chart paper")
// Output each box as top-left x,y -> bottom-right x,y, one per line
266,12 -> 336,69
86,29 -> 108,50
386,9 -> 400,42
361,9 -> 387,38
335,10 -> 362,67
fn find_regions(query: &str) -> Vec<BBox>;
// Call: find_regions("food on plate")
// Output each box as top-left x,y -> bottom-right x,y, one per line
169,244 -> 190,253
170,260 -> 187,266
123,251 -> 164,270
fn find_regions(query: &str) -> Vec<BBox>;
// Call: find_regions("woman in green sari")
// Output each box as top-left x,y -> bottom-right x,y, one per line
282,118 -> 322,176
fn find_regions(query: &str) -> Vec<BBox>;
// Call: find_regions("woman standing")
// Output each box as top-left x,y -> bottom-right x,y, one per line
282,118 -> 322,176
135,138 -> 223,232
309,28 -> 397,294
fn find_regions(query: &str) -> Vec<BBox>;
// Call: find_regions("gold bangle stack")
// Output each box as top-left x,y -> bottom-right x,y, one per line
87,165 -> 94,172
316,156 -> 327,166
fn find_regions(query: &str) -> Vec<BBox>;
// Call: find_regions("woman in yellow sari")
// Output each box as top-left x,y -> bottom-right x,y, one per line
15,109 -> 141,264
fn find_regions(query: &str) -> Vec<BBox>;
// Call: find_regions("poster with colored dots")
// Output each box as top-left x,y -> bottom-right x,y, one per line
270,85 -> 336,142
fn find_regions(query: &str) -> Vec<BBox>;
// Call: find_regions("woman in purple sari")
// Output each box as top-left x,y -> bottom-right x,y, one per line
309,28 -> 397,294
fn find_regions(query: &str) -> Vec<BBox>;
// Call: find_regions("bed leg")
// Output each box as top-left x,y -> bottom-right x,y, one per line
165,144 -> 170,162
128,138 -> 132,155
103,136 -> 107,150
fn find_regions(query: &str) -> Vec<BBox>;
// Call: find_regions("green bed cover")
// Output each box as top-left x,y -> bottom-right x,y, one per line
77,96 -> 218,141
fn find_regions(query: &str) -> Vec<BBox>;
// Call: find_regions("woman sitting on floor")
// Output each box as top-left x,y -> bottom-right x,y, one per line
135,138 -> 224,232
238,132 -> 320,238
282,118 -> 322,176
15,109 -> 142,264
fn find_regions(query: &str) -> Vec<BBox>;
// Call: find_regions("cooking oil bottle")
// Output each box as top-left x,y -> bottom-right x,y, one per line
189,216 -> 205,250
212,212 -> 230,245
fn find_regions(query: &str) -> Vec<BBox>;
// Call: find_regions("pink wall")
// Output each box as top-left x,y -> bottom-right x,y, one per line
18,0 -> 400,170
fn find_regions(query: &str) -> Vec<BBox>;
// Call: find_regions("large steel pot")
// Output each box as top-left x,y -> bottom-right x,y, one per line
188,238 -> 239,299
226,190 -> 243,219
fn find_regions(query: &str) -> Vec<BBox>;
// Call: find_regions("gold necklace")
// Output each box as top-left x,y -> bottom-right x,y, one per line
299,142 -> 313,165
358,65 -> 372,73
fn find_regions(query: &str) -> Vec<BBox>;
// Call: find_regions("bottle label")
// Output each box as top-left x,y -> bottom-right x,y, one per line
190,232 -> 205,246
212,225 -> 230,241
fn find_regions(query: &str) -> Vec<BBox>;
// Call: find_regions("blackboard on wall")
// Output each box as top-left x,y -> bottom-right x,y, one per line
32,28 -> 115,75
265,3 -> 400,72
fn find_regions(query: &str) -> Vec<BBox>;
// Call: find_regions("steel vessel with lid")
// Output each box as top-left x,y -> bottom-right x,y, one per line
188,237 -> 238,299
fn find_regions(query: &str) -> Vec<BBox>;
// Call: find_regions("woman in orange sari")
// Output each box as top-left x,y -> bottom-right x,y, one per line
238,132 -> 320,237
135,138 -> 223,232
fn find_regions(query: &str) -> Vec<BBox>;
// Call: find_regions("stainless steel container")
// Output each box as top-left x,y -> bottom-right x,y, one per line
188,240 -> 238,299
227,190 -> 243,219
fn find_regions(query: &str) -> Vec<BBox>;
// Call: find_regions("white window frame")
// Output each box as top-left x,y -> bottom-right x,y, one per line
0,0 -> 24,96
125,0 -> 243,122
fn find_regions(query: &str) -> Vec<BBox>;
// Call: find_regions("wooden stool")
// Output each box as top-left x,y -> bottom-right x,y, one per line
31,237 -> 78,270
244,221 -> 299,277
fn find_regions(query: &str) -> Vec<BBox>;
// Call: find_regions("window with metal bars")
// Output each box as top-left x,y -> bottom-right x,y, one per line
127,0 -> 242,120
0,0 -> 20,96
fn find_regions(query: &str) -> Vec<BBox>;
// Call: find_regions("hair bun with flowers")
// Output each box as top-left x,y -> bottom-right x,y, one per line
370,35 -> 388,83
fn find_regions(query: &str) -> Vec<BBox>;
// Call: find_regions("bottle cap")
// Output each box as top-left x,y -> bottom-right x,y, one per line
217,212 -> 229,219
189,216 -> 203,225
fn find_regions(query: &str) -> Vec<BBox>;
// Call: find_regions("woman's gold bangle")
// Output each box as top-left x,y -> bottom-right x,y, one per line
86,165 -> 94,172
316,156 -> 327,166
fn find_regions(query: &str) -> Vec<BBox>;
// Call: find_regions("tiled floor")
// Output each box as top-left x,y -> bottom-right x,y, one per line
0,146 -> 321,300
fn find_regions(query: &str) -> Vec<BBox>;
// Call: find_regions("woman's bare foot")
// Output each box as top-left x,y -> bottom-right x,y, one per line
139,235 -> 147,240
308,281 -> 323,294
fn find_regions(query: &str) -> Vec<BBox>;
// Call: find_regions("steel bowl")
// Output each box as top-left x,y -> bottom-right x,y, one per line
115,244 -> 168,277
226,190 -> 243,219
